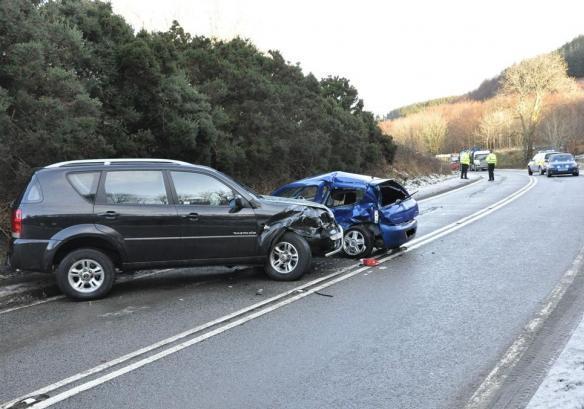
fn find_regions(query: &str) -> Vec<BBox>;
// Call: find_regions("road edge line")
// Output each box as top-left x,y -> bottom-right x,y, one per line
3,175 -> 537,409
464,243 -> 584,409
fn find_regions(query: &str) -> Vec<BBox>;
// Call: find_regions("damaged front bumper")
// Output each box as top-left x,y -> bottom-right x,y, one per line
324,226 -> 344,257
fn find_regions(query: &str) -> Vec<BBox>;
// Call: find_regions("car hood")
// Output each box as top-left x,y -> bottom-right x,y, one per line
257,195 -> 329,211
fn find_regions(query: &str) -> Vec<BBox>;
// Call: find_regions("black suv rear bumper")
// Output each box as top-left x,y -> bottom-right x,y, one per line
6,238 -> 53,273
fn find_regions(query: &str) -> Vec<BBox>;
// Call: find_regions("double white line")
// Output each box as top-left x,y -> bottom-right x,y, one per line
1,176 -> 537,409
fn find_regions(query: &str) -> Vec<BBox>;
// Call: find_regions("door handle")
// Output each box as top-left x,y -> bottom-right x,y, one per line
182,212 -> 199,221
98,211 -> 119,220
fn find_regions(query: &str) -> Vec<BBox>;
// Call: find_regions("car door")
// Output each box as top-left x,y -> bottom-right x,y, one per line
169,171 -> 259,261
94,169 -> 182,263
325,188 -> 365,229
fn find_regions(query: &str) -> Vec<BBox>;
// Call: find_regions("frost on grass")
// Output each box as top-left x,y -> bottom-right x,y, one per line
402,174 -> 451,192
527,313 -> 584,409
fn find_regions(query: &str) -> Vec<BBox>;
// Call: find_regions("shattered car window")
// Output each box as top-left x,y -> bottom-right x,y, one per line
379,185 -> 407,207
275,185 -> 318,201
327,189 -> 364,208
296,186 -> 318,201
277,187 -> 301,198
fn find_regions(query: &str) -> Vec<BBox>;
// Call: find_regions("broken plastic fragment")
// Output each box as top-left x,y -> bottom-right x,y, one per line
360,258 -> 379,267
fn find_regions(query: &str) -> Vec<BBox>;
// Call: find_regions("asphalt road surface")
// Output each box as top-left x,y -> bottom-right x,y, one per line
1,170 -> 584,409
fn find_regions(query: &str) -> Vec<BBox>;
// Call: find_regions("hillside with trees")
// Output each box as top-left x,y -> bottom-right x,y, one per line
0,0 -> 398,219
380,36 -> 584,163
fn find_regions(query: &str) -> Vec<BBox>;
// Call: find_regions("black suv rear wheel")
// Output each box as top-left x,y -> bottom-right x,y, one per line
264,232 -> 311,281
56,248 -> 115,300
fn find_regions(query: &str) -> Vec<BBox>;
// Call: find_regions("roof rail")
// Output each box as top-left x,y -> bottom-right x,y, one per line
45,158 -> 194,168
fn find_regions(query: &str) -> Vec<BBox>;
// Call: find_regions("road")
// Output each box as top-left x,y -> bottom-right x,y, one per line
1,170 -> 584,409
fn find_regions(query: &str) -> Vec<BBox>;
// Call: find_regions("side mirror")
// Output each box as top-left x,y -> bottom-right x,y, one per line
230,195 -> 246,212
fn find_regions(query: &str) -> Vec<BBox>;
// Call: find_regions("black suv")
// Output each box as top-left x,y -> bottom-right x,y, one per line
7,159 -> 343,300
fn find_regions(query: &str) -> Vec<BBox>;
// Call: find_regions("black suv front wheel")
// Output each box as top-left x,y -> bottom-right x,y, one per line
265,233 -> 311,281
56,248 -> 115,300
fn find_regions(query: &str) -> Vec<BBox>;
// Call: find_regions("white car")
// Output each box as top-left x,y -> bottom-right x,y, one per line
528,151 -> 560,175
471,150 -> 490,171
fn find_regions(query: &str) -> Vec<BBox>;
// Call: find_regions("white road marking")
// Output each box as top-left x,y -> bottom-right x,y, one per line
409,175 -> 536,248
0,269 -> 173,315
0,295 -> 66,315
0,174 -> 537,409
465,240 -> 584,409
0,264 -> 361,409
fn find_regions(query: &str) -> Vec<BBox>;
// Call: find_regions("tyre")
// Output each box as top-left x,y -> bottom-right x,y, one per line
264,232 -> 311,281
528,167 -> 533,175
547,171 -> 552,178
574,171 -> 579,176
56,248 -> 115,300
540,167 -> 545,175
343,226 -> 374,258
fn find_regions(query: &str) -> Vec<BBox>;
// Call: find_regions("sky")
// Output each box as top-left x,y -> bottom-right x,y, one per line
110,0 -> 584,115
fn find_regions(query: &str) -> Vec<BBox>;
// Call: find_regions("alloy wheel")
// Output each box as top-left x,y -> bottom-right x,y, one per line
344,230 -> 366,256
67,258 -> 105,293
270,242 -> 299,274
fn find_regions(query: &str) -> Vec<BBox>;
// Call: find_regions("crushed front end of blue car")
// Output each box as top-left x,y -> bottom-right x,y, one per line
272,171 -> 419,257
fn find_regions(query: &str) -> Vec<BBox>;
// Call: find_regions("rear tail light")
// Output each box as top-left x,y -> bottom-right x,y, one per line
11,208 -> 22,238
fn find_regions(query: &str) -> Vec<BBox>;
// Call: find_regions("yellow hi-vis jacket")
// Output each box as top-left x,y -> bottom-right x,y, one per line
486,153 -> 497,165
460,152 -> 470,165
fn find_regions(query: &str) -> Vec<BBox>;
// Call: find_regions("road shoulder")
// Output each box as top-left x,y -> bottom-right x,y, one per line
476,245 -> 584,409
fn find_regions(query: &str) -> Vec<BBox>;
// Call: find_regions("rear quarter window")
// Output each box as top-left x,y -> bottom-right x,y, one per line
67,172 -> 100,202
21,176 -> 43,203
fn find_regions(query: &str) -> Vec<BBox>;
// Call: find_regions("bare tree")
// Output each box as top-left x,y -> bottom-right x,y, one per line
418,112 -> 447,155
541,106 -> 570,150
475,109 -> 516,149
500,52 -> 576,161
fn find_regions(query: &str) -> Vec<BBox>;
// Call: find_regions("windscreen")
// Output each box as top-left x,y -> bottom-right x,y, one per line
550,154 -> 573,162
544,152 -> 559,160
276,186 -> 318,201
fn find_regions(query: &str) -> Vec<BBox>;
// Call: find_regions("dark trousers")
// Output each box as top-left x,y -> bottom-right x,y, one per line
461,164 -> 468,179
488,164 -> 495,181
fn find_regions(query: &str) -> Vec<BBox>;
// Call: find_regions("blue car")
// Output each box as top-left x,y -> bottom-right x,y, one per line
272,172 -> 419,258
546,153 -> 579,177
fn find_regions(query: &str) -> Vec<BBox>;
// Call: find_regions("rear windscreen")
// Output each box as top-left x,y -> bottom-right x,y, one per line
378,182 -> 408,207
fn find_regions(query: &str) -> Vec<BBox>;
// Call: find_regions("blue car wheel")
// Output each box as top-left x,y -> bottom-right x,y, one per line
343,226 -> 374,258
